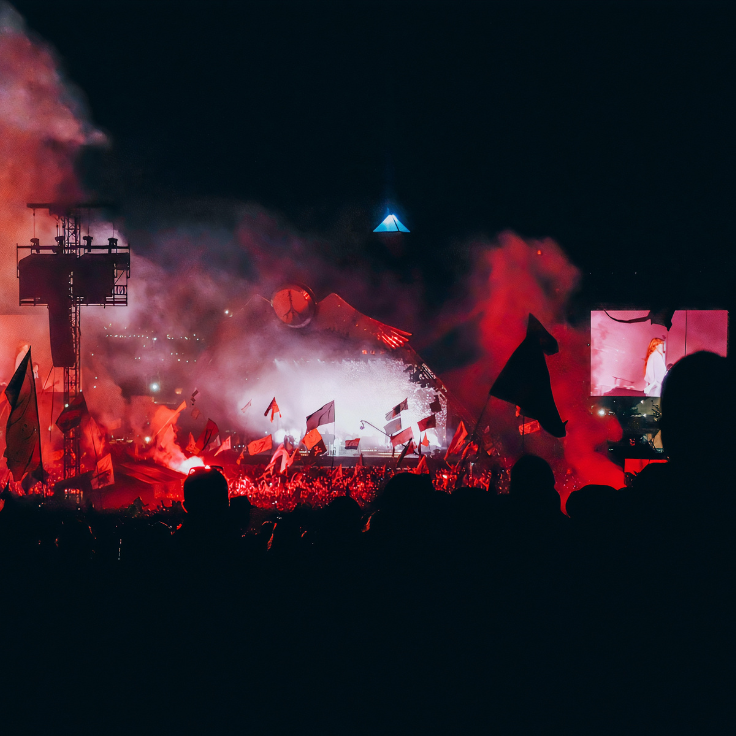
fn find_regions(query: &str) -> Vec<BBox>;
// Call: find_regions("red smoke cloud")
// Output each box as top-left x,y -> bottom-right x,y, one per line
438,232 -> 623,507
0,5 -> 102,312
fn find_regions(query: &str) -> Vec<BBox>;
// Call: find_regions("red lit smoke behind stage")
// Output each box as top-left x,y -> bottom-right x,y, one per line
0,6 -> 625,502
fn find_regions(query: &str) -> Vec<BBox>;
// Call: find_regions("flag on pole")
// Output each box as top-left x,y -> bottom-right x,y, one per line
445,421 -> 468,459
55,393 -> 88,434
333,465 -> 343,480
352,453 -> 364,478
417,414 -> 437,432
421,433 -> 430,447
414,456 -> 430,475
248,435 -> 273,455
385,398 -> 408,421
429,396 -> 442,414
384,416 -> 402,435
91,454 -> 115,489
154,401 -> 187,439
264,397 -> 281,422
186,432 -> 197,453
214,435 -> 232,456
204,434 -> 221,453
489,313 -> 567,437
306,400 -> 335,430
302,427 -> 323,451
390,426 -> 413,447
193,419 -> 219,455
266,443 -> 294,474
344,438 -> 360,450
396,440 -> 416,467
3,348 -> 42,480
241,399 -> 252,413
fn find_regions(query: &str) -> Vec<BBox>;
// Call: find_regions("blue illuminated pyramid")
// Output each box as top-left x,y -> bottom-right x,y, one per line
373,214 -> 410,233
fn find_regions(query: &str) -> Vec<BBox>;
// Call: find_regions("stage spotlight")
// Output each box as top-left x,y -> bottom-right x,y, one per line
598,409 -> 606,416
150,382 -> 160,392
144,436 -> 151,443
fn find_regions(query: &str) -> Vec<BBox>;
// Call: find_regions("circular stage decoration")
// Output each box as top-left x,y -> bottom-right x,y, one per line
271,284 -> 316,328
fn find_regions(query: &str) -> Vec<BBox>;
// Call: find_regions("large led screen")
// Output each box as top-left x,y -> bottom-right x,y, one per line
591,310 -> 728,397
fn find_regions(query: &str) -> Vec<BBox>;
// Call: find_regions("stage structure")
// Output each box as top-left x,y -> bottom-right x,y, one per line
17,203 -> 130,479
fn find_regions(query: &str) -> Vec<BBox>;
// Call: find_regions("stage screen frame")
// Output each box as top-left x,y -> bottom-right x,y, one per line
590,309 -> 728,397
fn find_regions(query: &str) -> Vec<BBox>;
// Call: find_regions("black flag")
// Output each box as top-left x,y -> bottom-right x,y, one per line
4,348 -> 42,479
489,314 -> 567,438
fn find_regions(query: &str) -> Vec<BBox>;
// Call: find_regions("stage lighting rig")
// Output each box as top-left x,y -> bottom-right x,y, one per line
17,202 -> 130,480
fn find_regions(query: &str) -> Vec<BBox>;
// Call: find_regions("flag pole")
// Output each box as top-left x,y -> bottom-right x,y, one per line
49,367 -> 55,443
469,392 -> 492,446
31,349 -> 45,499
331,404 -> 335,468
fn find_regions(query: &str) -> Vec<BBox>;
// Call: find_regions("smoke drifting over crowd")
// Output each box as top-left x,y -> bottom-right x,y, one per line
0,2 -> 623,500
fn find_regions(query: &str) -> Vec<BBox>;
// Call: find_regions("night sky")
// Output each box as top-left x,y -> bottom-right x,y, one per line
12,0 -> 736,317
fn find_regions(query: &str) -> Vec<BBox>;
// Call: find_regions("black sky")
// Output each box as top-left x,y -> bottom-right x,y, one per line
12,0 -> 736,313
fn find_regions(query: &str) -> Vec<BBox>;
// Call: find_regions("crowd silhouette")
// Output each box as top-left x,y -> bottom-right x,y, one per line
0,351 -> 733,734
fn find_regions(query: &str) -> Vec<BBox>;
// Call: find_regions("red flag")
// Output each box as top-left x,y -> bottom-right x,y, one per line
333,465 -> 343,480
390,426 -> 413,447
264,397 -> 281,422
414,456 -> 429,475
191,408 -> 201,419
385,398 -> 408,421
91,454 -> 115,489
193,419 -> 219,455
186,432 -> 197,453
302,428 -> 323,451
248,435 -> 273,455
417,414 -> 437,432
55,393 -> 88,434
429,396 -> 442,414
344,438 -> 360,450
445,421 -> 468,459
421,433 -> 430,447
306,400 -> 335,430
4,348 -> 41,480
241,399 -> 252,413
266,443 -> 294,474
214,435 -> 232,456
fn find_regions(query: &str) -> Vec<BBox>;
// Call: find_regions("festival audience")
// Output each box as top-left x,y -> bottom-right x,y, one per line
0,351 -> 732,733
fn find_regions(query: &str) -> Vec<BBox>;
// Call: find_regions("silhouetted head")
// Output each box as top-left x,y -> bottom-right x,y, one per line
183,468 -> 229,520
566,484 -> 618,524
509,454 -> 559,516
660,351 -> 731,464
229,495 -> 253,532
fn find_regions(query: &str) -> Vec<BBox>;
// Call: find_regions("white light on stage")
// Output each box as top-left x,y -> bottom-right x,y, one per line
151,383 -> 160,392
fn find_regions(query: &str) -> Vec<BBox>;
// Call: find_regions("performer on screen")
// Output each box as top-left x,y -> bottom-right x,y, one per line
644,337 -> 667,396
